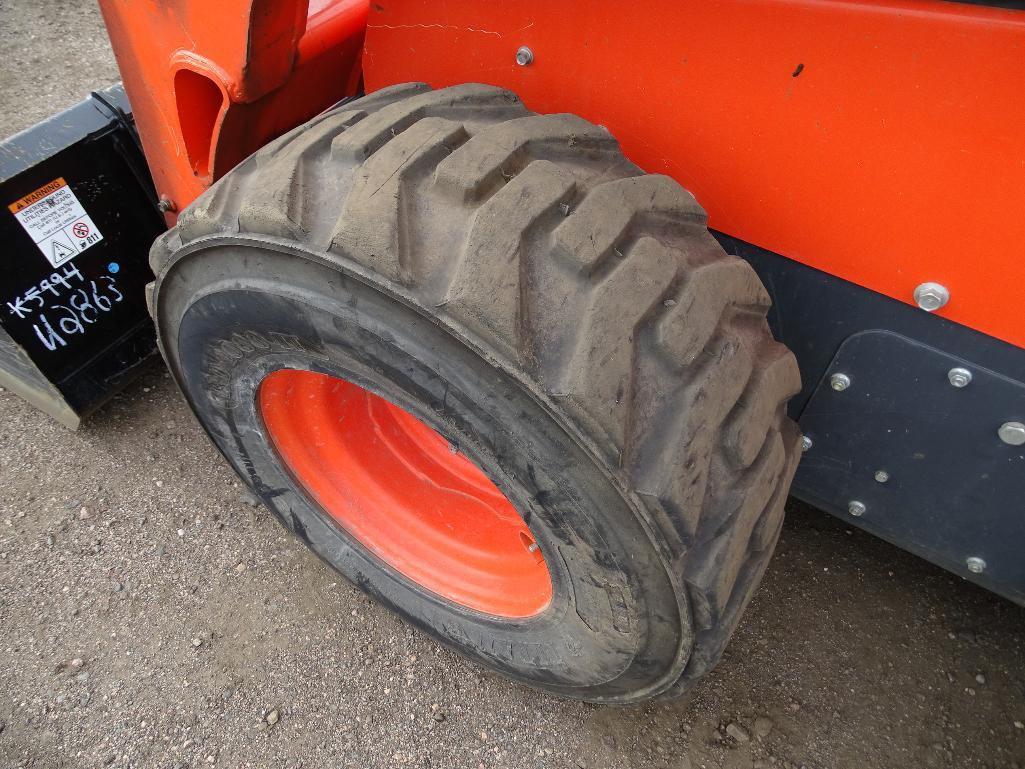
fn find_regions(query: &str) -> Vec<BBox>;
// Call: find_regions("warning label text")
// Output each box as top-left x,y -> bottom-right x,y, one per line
8,177 -> 104,267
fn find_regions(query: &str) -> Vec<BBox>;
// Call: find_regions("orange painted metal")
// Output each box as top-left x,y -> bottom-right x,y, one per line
362,0 -> 1025,350
259,369 -> 554,618
99,0 -> 368,220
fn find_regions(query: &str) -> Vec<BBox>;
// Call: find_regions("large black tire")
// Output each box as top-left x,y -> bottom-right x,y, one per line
149,83 -> 802,703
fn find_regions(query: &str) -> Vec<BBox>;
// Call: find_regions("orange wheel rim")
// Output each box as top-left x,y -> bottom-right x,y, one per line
258,369 -> 553,618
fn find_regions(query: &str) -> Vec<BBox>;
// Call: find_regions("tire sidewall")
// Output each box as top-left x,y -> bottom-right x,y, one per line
158,240 -> 687,701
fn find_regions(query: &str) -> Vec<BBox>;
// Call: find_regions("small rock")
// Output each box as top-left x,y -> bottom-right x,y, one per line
112,581 -> 123,593
433,711 -> 446,723
1014,720 -> 1023,730
46,534 -> 55,547
177,529 -> 185,537
234,562 -> 246,574
78,506 -> 91,519
155,480 -> 164,488
192,637 -> 203,648
725,722 -> 750,743
975,673 -> 986,685
70,658 -> 84,671
75,671 -> 89,683
754,716 -> 774,738
265,709 -> 280,726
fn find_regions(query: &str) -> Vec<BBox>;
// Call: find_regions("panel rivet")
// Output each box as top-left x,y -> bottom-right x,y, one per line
874,470 -> 890,483
830,373 -> 851,392
515,46 -> 534,66
801,435 -> 813,452
913,282 -> 950,312
848,500 -> 866,517
965,556 -> 986,574
998,421 -> 1025,446
947,367 -> 972,388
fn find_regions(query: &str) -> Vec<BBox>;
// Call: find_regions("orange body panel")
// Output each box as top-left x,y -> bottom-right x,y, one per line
361,0 -> 1025,350
99,0 -> 369,220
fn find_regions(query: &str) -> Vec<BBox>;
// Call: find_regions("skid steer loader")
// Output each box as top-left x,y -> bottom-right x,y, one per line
1,0 -> 1022,702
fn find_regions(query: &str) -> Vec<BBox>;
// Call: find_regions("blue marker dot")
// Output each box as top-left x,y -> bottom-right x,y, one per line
107,262 -> 120,274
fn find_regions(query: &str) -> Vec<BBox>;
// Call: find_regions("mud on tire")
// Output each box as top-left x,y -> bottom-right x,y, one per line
149,82 -> 802,703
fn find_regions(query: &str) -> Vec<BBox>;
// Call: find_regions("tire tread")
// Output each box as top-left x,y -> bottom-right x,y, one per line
163,83 -> 803,700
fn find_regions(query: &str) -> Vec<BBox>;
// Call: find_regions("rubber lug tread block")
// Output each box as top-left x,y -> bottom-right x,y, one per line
330,117 -> 471,283
435,113 -> 620,203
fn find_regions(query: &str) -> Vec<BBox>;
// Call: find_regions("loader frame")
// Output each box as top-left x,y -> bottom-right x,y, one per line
94,0 -> 1025,601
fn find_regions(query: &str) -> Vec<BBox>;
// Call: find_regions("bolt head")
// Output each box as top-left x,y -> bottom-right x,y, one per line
913,282 -> 950,312
801,435 -> 813,452
515,46 -> 534,66
848,500 -> 866,517
965,556 -> 986,574
874,470 -> 890,483
947,367 -> 972,388
998,421 -> 1025,446
829,373 -> 851,392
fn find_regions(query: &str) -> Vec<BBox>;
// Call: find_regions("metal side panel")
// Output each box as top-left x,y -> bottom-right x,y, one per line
795,330 -> 1025,604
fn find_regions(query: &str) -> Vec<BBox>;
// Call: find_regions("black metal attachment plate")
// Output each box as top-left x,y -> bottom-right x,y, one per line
0,84 -> 164,427
796,330 -> 1025,603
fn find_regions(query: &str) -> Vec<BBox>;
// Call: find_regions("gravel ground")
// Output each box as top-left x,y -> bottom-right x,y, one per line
1,2 -> 1024,768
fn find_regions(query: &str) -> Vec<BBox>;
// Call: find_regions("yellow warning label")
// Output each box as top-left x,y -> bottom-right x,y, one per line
7,177 -> 68,214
